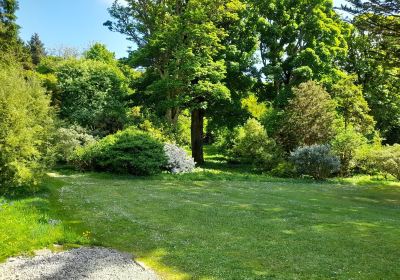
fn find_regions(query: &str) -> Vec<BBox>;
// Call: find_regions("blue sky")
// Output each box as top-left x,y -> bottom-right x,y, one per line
17,0 -> 347,58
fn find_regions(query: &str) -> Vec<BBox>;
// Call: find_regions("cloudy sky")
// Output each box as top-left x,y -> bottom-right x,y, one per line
17,0 -> 347,58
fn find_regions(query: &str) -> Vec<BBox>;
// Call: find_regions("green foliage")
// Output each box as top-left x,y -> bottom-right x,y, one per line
331,74 -> 375,135
28,33 -> 46,65
254,0 -> 349,101
331,127 -> 367,175
52,125 -> 96,163
281,81 -> 338,150
355,144 -> 400,180
269,161 -> 297,178
0,0 -> 31,66
290,144 -> 341,179
83,42 -> 116,65
0,65 -> 54,194
343,10 -> 400,143
72,127 -> 167,176
55,59 -> 130,134
229,118 -> 281,171
371,145 -> 400,180
241,93 -> 268,120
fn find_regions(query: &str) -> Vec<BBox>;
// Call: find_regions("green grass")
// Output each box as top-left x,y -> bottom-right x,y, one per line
0,192 -> 88,261
39,170 -> 400,280
2,147 -> 400,279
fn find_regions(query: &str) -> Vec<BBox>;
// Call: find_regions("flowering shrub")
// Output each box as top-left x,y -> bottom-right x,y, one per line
54,125 -> 96,162
290,144 -> 340,179
164,143 -> 195,174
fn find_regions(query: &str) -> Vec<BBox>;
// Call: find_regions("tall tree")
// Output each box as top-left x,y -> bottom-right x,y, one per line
342,1 -> 400,143
0,0 -> 30,65
331,74 -> 375,135
84,42 -> 116,65
28,33 -> 46,65
105,0 -> 246,164
252,0 -> 349,105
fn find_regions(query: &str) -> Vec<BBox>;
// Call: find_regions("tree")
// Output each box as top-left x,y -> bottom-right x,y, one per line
28,33 -> 46,65
84,42 -> 116,65
281,81 -> 338,150
332,74 -> 375,135
55,59 -> 131,135
0,64 -> 54,194
105,0 -> 246,164
252,0 -> 349,105
0,0 -> 31,66
341,2 -> 400,143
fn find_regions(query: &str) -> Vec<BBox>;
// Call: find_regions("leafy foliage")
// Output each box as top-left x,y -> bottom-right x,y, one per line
280,81 -> 338,150
55,59 -> 130,135
72,127 -> 167,176
0,65 -> 54,193
164,143 -> 195,174
355,144 -> 400,180
331,75 -> 375,135
331,127 -> 367,175
253,0 -> 349,102
28,33 -> 46,65
229,118 -> 281,171
290,144 -> 341,179
53,125 -> 96,163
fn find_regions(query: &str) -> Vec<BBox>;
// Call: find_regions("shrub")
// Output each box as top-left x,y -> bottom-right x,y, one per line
269,161 -> 297,178
356,144 -> 400,180
164,143 -> 195,174
281,81 -> 338,151
0,65 -> 54,194
372,145 -> 400,180
290,144 -> 340,179
72,127 -> 167,176
53,125 -> 96,162
331,128 -> 367,175
229,119 -> 282,171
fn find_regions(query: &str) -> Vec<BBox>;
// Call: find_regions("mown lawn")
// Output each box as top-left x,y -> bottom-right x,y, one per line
39,170 -> 400,280
0,194 -> 87,261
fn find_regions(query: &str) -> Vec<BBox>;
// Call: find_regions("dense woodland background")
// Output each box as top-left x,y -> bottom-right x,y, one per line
0,0 -> 399,193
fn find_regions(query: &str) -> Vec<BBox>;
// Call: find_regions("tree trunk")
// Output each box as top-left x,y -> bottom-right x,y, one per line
191,108 -> 204,165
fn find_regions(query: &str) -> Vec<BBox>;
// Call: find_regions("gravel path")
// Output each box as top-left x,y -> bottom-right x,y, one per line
0,247 -> 159,280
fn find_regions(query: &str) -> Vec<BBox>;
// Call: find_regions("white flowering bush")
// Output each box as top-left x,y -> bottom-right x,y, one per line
290,144 -> 340,179
54,125 -> 96,162
164,143 -> 195,174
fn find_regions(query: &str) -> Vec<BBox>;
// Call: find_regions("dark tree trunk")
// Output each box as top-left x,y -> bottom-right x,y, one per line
191,108 -> 204,165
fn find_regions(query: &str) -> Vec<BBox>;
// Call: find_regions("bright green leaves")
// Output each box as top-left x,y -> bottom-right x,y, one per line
254,0 -> 349,98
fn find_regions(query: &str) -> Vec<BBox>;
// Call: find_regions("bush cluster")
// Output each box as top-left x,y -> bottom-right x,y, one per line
72,127 -> 167,176
290,144 -> 340,179
355,144 -> 400,180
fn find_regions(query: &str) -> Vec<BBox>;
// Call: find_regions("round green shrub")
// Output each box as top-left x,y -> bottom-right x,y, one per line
290,144 -> 340,179
73,127 -> 167,176
229,118 -> 282,171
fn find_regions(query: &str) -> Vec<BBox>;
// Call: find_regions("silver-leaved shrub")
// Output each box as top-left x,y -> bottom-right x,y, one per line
164,143 -> 195,174
290,144 -> 340,179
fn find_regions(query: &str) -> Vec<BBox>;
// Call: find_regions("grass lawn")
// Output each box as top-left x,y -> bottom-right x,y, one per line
38,169 -> 400,279
0,194 -> 87,261
2,149 -> 400,279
